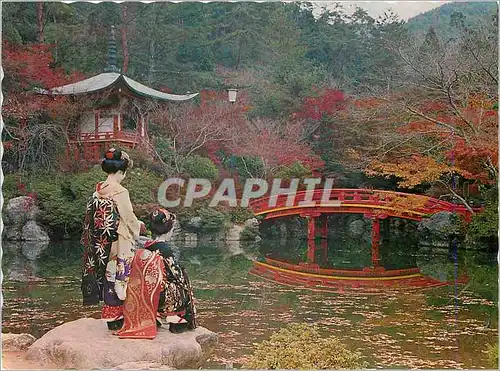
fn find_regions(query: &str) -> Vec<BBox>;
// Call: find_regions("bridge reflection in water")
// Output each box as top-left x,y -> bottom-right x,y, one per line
249,227 -> 471,291
248,189 -> 475,293
249,257 -> 467,293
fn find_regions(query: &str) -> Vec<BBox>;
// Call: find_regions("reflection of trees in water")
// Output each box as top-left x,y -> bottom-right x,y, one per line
36,241 -> 83,277
180,242 -> 254,285
258,216 -> 425,270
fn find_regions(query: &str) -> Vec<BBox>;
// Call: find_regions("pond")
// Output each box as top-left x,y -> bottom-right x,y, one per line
2,230 -> 498,369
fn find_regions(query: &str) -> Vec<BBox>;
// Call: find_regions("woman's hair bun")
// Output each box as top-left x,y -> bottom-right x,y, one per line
101,148 -> 130,174
105,148 -> 122,161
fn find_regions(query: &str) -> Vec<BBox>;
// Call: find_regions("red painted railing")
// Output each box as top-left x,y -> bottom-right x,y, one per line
66,130 -> 151,163
71,130 -> 146,144
249,188 -> 480,221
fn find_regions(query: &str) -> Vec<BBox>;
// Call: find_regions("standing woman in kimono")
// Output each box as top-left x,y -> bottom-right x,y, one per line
81,148 -> 146,330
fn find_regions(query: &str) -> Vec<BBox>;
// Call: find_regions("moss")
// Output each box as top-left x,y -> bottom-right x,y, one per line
245,323 -> 364,369
486,342 -> 499,368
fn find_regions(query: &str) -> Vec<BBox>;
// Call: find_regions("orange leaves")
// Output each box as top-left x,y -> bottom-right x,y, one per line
376,193 -> 429,214
367,156 -> 456,188
372,94 -> 499,189
468,94 -> 496,110
3,41 -> 85,91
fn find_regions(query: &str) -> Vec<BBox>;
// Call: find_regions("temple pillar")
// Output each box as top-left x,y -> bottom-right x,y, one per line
74,145 -> 80,161
371,217 -> 381,267
306,215 -> 317,263
113,114 -> 119,136
94,112 -> 100,139
138,116 -> 145,137
307,215 -> 316,239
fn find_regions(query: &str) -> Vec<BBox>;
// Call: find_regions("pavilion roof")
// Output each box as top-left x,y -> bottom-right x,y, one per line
37,73 -> 198,102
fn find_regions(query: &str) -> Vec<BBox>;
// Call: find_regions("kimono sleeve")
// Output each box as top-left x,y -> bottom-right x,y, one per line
114,189 -> 141,241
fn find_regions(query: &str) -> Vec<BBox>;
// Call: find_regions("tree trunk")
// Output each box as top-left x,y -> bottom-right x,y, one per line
36,2 -> 45,43
121,5 -> 129,74
235,38 -> 243,70
148,38 -> 155,84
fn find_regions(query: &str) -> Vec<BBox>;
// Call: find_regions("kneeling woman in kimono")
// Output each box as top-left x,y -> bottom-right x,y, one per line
116,208 -> 197,339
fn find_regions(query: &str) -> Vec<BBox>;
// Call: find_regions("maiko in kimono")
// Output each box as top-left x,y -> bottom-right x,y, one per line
81,148 -> 146,330
115,208 -> 197,339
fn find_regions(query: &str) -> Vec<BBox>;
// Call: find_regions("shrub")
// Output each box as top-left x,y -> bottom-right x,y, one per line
222,154 -> 265,180
245,323 -> 364,369
10,166 -> 162,239
198,207 -> 229,233
466,200 -> 498,248
227,205 -> 254,224
182,154 -> 219,181
171,201 -> 204,229
240,224 -> 259,241
274,161 -> 311,180
126,146 -> 162,173
28,172 -> 82,238
2,173 -> 23,201
122,168 -> 164,205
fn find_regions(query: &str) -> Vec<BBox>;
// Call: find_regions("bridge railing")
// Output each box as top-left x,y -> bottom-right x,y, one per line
249,188 -> 478,217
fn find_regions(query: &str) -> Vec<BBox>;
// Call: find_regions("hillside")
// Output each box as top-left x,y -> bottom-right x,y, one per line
406,2 -> 497,39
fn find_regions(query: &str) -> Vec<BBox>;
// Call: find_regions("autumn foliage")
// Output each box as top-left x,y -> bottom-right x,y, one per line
3,41 -> 85,120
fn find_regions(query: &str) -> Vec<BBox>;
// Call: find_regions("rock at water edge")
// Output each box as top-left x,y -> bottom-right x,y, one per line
2,333 -> 37,351
27,318 -> 217,369
21,220 -> 50,242
226,224 -> 244,242
5,196 -> 40,225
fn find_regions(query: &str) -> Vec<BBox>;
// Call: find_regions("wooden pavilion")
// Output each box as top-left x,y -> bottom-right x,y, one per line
38,26 -> 198,162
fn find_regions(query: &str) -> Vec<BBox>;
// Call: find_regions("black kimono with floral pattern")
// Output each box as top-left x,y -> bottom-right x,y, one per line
145,240 -> 197,332
81,193 -> 119,305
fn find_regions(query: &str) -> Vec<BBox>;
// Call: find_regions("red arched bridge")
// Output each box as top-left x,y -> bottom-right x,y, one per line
249,188 -> 481,268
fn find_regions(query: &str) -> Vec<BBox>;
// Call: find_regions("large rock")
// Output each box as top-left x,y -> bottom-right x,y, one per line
5,196 -> 40,225
2,333 -> 37,351
21,220 -> 50,242
21,240 -> 49,261
3,197 -> 49,242
244,218 -> 259,229
4,226 -> 22,241
170,219 -> 183,241
417,211 -> 460,246
226,224 -> 244,242
27,318 -> 217,369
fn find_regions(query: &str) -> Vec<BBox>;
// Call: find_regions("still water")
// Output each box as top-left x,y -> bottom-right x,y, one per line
2,231 -> 498,369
